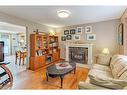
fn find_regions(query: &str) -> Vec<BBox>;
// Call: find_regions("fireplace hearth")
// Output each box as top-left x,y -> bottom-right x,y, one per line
69,47 -> 88,64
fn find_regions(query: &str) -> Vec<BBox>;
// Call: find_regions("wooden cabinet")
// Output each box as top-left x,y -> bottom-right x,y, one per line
48,35 -> 60,62
52,49 -> 60,62
29,32 -> 60,71
29,56 -> 46,70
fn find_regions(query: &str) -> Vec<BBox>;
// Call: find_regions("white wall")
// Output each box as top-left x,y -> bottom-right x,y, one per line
56,19 -> 120,62
0,12 -> 55,67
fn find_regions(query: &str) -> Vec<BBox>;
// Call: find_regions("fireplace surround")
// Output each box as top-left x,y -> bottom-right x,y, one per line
65,43 -> 93,66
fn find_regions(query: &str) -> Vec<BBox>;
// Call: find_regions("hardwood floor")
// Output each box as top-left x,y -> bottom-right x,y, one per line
4,55 -> 89,89
11,67 -> 89,89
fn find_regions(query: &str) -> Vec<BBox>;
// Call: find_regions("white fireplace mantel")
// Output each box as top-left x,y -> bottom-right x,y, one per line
65,43 -> 93,65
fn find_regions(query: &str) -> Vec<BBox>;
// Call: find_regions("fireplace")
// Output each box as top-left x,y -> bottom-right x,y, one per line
69,47 -> 88,64
65,43 -> 93,66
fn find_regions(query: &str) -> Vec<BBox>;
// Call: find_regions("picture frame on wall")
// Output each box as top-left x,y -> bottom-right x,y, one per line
85,26 -> 92,33
61,36 -> 66,41
64,30 -> 69,35
118,23 -> 123,45
77,27 -> 82,34
70,29 -> 76,34
66,35 -> 72,40
74,35 -> 81,40
87,34 -> 96,40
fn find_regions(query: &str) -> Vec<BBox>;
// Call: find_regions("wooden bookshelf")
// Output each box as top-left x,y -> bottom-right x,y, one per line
29,32 -> 60,70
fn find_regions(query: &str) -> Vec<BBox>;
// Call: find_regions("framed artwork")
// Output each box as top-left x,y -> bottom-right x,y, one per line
85,26 -> 92,33
64,30 -> 69,35
70,29 -> 76,34
118,23 -> 123,45
61,36 -> 66,41
87,34 -> 96,40
77,27 -> 82,34
66,35 -> 72,40
74,35 -> 81,40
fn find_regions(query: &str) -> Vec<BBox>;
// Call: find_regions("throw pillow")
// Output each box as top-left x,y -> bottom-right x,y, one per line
96,54 -> 111,66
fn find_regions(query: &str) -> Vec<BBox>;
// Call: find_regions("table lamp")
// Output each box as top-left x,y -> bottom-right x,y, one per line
102,48 -> 110,55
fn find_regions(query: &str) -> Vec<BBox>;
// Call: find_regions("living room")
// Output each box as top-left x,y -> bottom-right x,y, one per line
0,4 -> 127,93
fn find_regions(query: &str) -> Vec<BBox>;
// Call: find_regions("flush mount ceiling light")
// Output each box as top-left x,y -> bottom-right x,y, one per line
57,10 -> 71,18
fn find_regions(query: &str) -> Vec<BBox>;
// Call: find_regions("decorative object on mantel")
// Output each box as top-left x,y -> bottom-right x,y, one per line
66,35 -> 72,40
118,23 -> 123,45
70,29 -> 76,34
61,36 -> 66,41
77,27 -> 82,34
74,35 -> 81,40
64,30 -> 69,35
85,26 -> 92,33
86,34 -> 96,40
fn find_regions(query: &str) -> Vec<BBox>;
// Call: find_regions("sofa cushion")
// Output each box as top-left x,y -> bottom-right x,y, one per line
110,55 -> 120,63
118,66 -> 127,77
110,55 -> 123,70
93,64 -> 111,72
89,74 -> 127,89
78,81 -> 108,89
110,55 -> 127,70
89,68 -> 113,80
111,57 -> 127,79
96,54 -> 111,66
119,70 -> 127,81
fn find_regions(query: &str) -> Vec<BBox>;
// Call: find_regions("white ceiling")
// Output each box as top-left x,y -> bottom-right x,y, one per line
0,22 -> 26,34
0,6 -> 126,28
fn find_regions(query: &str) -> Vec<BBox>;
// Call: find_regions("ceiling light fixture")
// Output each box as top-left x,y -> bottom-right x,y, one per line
57,10 -> 70,18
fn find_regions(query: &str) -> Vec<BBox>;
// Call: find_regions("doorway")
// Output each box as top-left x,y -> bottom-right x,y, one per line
0,21 -> 27,75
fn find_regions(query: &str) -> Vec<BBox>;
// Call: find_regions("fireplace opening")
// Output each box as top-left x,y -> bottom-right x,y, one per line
69,47 -> 88,64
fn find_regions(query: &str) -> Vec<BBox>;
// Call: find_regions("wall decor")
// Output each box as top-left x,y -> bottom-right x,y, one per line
85,26 -> 92,33
118,23 -> 123,45
77,27 -> 82,34
87,34 -> 96,40
61,36 -> 66,41
74,35 -> 81,40
66,35 -> 72,40
70,29 -> 76,34
64,30 -> 69,35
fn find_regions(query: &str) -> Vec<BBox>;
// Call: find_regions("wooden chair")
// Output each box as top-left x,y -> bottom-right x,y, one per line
15,51 -> 27,65
15,51 -> 20,65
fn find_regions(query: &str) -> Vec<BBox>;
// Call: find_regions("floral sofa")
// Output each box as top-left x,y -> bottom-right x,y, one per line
78,55 -> 127,89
